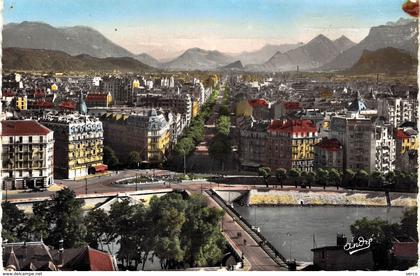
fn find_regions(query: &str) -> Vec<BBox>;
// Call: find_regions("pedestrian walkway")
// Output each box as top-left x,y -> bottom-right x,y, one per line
203,191 -> 287,271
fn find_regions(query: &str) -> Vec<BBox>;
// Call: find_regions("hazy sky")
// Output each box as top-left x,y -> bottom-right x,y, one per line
4,0 -> 411,59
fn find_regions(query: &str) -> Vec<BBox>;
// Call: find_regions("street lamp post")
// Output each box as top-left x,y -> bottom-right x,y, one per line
135,173 -> 138,191
5,182 -> 8,202
183,153 -> 186,175
85,177 -> 88,195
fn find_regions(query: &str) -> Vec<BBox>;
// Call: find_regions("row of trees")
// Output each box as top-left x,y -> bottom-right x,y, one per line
209,116 -> 232,170
350,207 -> 417,269
2,189 -> 226,270
257,167 -> 418,191
209,86 -> 233,170
103,90 -> 220,172
174,90 -> 219,173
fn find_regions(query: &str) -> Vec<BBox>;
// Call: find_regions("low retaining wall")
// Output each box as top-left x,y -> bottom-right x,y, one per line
248,190 -> 416,207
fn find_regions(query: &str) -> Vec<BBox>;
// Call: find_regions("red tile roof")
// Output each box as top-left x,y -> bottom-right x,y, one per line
283,102 -> 301,110
315,138 -> 342,152
32,100 -> 54,109
3,91 -> 17,97
87,94 -> 108,101
395,129 -> 411,139
87,248 -> 115,271
2,120 -> 52,136
59,100 -> 76,110
268,119 -> 317,134
248,99 -> 269,108
392,241 -> 418,259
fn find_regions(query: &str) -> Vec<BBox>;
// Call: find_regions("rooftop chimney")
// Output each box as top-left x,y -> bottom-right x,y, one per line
336,233 -> 347,246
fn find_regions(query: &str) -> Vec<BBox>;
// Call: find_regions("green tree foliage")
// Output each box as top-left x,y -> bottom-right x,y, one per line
2,201 -> 27,242
187,119 -> 205,143
258,167 -> 271,187
219,104 -> 230,117
149,193 -> 187,269
127,151 -> 141,168
216,115 -> 231,136
46,188 -> 87,248
400,207 -> 417,240
355,170 -> 369,187
304,171 -> 316,188
27,188 -> 87,248
288,168 -> 301,188
328,168 -> 341,189
275,168 -> 287,188
350,217 -> 400,269
209,134 -> 231,170
175,137 -> 195,157
109,199 -> 138,268
181,194 -> 226,267
84,208 -> 113,250
370,171 -> 384,188
24,201 -> 51,241
316,168 -> 329,189
103,146 -> 119,169
385,171 -> 396,186
343,169 -> 356,188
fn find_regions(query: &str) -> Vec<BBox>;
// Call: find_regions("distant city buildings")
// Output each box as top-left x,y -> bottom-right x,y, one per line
232,78 -> 418,176
86,92 -> 112,108
378,98 -> 418,128
1,71 -> 418,187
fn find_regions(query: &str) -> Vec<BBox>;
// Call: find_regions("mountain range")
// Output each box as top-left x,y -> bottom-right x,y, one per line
3,47 -> 152,72
3,21 -> 134,58
321,18 -> 418,71
162,47 -> 236,71
233,43 -> 304,65
261,34 -> 355,71
2,18 -> 418,73
347,47 -> 417,75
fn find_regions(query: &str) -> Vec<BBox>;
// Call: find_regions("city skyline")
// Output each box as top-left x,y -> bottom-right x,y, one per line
4,0 -> 411,59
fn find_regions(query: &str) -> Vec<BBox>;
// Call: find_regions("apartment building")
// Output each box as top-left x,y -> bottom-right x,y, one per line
266,119 -> 319,171
41,114 -> 105,179
1,120 -> 54,190
101,109 -> 172,165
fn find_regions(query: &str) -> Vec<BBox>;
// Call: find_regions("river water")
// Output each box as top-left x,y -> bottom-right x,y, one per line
235,205 -> 405,262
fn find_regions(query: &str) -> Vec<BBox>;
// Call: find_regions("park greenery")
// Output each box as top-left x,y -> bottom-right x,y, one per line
103,146 -> 120,169
2,188 -> 226,271
350,207 -> 417,269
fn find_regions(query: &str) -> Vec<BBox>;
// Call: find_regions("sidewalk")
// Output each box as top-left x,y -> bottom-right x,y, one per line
203,191 -> 286,271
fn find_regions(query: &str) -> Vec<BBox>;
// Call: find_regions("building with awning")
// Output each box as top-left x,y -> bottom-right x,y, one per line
40,114 -> 104,179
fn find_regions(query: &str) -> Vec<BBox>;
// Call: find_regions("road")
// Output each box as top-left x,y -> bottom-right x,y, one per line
3,167 -> 351,201
205,191 -> 286,271
3,169 -> 175,200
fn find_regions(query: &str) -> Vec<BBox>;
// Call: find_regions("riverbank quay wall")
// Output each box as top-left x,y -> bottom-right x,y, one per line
247,189 -> 416,207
